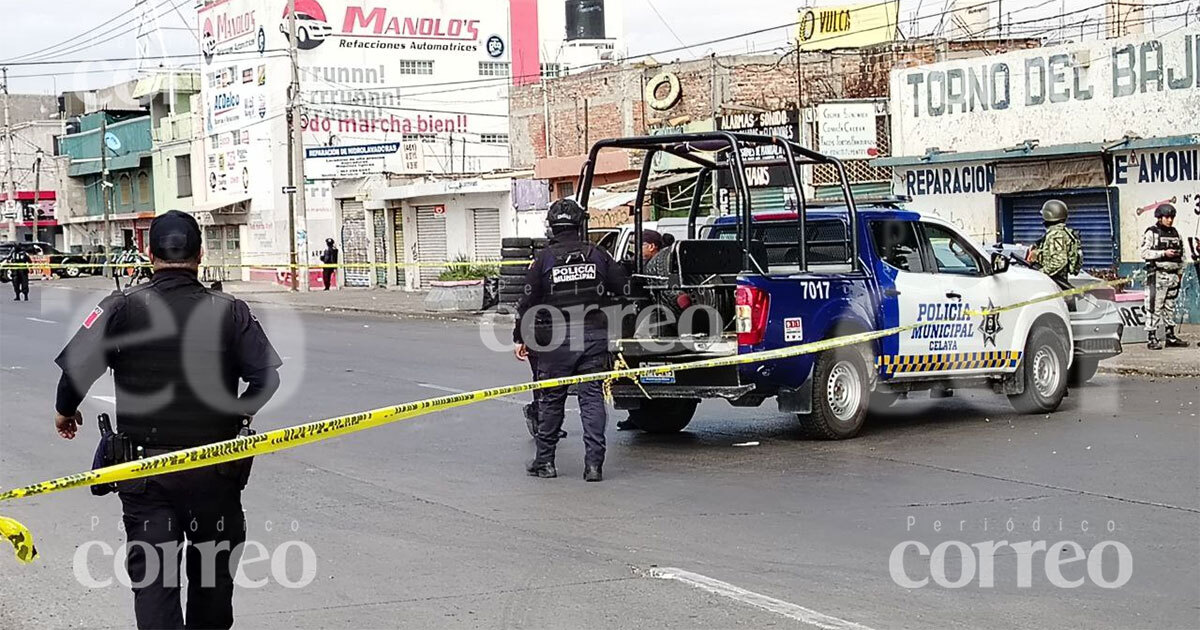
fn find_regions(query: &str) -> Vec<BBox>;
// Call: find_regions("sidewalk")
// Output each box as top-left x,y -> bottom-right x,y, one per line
1097,324 -> 1200,378
222,281 -> 487,322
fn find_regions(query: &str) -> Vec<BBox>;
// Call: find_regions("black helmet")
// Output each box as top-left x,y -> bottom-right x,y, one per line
1041,199 -> 1068,223
326,237 -> 335,246
547,198 -> 586,229
1154,203 -> 1177,219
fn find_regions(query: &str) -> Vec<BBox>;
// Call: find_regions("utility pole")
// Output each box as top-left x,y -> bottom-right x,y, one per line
286,0 -> 309,291
3,67 -> 17,242
32,148 -> 42,245
100,115 -> 112,264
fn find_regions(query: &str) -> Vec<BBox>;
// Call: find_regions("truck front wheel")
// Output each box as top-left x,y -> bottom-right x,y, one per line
626,399 -> 699,434
1008,326 -> 1069,414
797,346 -> 870,439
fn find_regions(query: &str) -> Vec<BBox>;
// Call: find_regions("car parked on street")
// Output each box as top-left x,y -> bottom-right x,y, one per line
0,241 -> 93,280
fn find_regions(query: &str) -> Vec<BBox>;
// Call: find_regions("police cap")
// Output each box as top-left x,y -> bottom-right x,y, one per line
149,210 -> 202,261
547,198 -> 586,229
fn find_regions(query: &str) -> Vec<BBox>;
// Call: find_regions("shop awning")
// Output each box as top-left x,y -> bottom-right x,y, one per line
585,189 -> 638,210
992,156 -> 1108,194
191,197 -> 252,226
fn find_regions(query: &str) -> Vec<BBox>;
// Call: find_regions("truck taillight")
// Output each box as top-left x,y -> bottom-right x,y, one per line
735,285 -> 770,345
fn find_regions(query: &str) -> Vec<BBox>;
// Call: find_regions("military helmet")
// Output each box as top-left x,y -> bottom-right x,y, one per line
1154,203 -> 1177,219
547,198 -> 587,229
1041,199 -> 1069,223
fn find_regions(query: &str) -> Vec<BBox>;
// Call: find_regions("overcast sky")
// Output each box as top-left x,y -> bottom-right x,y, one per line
0,0 -> 1173,95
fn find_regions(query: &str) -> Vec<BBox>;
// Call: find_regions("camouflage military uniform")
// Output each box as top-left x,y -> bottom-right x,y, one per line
1035,223 -> 1083,285
1141,223 -> 1185,334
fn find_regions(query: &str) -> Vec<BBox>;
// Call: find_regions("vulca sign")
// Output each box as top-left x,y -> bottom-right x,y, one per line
343,7 -> 481,40
891,27 -> 1200,157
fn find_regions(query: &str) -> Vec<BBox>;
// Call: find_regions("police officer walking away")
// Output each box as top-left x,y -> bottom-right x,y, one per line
514,199 -> 627,482
1142,203 -> 1190,350
1031,199 -> 1083,288
8,245 -> 32,301
53,210 -> 282,629
319,237 -> 339,290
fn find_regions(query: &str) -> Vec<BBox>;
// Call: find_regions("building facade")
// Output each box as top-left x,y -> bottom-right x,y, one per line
1,94 -> 63,245
878,27 -> 1200,322
57,111 -> 156,253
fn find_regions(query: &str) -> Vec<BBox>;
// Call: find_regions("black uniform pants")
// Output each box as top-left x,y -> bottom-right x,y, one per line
11,271 -> 28,298
532,335 -> 609,467
117,463 -> 246,630
321,268 -> 335,290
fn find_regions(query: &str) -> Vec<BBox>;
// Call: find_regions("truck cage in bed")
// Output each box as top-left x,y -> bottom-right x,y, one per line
574,132 -> 862,277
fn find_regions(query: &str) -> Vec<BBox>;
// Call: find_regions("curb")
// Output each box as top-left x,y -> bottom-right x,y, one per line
239,295 -> 487,323
1097,365 -> 1198,378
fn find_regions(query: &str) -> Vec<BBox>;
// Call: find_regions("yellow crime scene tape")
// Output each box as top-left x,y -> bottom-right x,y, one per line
0,279 -> 1128,565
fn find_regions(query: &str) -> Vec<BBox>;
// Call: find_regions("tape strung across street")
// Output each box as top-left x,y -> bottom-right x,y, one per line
0,279 -> 1127,565
0,260 -> 534,270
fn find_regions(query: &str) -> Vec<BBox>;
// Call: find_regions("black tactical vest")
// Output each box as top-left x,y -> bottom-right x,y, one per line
111,274 -> 244,447
544,241 -> 605,309
1146,224 -> 1184,270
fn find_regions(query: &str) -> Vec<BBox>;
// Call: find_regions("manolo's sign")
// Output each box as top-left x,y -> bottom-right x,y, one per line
342,6 -> 481,40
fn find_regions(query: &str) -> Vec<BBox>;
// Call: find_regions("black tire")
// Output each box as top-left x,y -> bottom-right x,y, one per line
797,346 -> 870,439
626,399 -> 698,434
1009,325 -> 1069,414
531,238 -> 549,248
501,247 -> 533,259
502,237 -> 534,248
500,265 -> 528,277
1068,357 -> 1099,387
63,265 -> 82,278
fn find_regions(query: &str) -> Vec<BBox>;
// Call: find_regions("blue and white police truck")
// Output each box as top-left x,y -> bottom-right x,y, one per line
578,133 -> 1074,439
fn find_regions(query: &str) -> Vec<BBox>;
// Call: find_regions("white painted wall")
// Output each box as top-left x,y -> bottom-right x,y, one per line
397,189 -> 514,290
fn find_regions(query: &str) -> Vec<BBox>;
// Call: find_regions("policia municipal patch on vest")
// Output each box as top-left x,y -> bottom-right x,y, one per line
551,263 -> 598,284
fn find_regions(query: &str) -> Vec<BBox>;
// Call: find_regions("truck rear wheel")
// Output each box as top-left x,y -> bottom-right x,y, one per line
797,346 -> 870,439
1009,326 -> 1069,414
626,399 -> 698,434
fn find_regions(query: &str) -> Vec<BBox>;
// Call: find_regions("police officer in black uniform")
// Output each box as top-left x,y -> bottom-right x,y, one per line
514,199 -> 627,482
9,245 -> 32,301
53,210 -> 282,630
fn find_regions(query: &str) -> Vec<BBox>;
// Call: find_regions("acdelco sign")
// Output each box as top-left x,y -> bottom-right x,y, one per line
341,6 -> 481,41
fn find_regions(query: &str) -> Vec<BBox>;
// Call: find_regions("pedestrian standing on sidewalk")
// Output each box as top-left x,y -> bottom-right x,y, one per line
319,237 -> 339,291
1141,203 -> 1190,350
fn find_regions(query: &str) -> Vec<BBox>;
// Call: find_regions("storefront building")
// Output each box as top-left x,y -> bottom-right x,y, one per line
879,28 -> 1200,321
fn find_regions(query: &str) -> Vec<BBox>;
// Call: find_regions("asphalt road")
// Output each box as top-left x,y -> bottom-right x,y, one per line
1,283 -> 1197,629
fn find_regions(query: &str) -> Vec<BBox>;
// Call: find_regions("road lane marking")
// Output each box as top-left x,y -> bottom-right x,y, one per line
418,382 -> 523,406
647,567 -> 876,630
25,317 -> 57,324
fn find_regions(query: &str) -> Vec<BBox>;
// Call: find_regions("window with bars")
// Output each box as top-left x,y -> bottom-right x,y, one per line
540,63 -> 562,78
176,155 -> 192,198
406,133 -> 438,143
478,61 -> 510,77
480,133 -> 509,144
812,113 -> 893,185
397,60 -> 434,75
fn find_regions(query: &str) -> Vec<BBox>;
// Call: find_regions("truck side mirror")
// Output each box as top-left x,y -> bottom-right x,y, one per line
990,252 -> 1010,274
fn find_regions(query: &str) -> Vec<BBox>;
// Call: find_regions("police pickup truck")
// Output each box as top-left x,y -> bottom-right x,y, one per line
579,132 -> 1073,439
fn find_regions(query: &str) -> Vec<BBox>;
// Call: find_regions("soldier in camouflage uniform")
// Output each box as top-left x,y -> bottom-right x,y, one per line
1141,203 -> 1189,350
1031,199 -> 1083,289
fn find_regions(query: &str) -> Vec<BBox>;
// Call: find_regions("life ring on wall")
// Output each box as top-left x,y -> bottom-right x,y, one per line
645,72 -> 682,111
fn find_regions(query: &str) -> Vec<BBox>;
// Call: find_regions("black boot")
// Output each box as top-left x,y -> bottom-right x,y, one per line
526,460 -> 557,478
584,464 -> 603,482
1147,332 -> 1163,350
1165,328 -> 1190,348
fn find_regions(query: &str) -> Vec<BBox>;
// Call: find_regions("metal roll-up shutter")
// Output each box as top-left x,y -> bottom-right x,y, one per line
393,208 -> 406,286
372,209 -> 388,287
1002,190 -> 1116,269
472,208 -> 501,261
416,206 -> 447,288
341,200 -> 370,287
813,181 -> 892,202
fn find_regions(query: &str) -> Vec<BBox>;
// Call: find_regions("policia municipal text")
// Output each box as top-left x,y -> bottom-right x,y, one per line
53,211 -> 283,629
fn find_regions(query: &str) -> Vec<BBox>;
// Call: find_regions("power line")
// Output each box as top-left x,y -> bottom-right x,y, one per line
1,1 -> 139,62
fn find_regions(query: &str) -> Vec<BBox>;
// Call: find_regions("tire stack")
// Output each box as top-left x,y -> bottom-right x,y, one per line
499,237 -> 537,306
